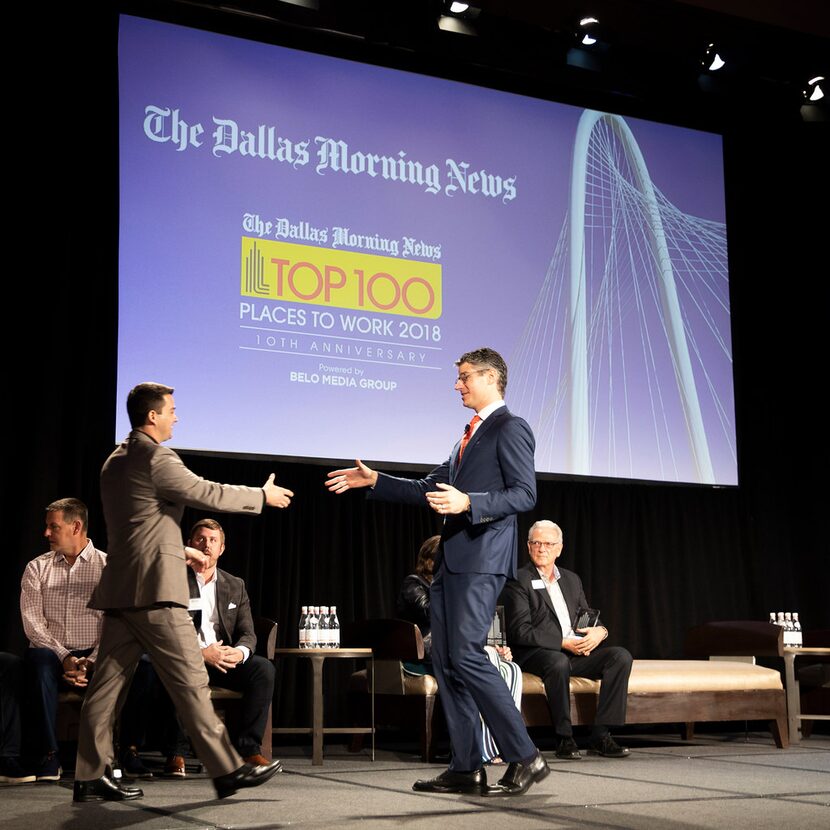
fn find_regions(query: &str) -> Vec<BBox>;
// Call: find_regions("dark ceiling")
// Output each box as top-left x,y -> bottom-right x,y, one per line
120,0 -> 827,126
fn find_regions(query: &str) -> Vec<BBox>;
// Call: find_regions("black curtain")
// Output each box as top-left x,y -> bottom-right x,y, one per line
6,5 -> 827,729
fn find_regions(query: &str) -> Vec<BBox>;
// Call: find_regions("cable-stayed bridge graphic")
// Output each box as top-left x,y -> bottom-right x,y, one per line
511,110 -> 736,485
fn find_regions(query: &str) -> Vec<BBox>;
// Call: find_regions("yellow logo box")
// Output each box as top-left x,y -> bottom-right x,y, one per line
241,237 -> 442,319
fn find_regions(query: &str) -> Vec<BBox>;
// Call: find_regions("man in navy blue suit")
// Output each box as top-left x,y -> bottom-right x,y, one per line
327,347 -> 549,796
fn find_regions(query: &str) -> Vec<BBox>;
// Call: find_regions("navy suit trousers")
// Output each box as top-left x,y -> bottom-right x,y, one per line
431,565 -> 536,770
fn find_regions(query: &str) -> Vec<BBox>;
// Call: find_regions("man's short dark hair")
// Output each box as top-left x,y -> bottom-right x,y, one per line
127,382 -> 175,428
455,347 -> 508,396
45,498 -> 88,532
189,518 -> 225,546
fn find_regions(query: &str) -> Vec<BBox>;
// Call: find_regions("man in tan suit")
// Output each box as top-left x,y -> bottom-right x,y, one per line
74,382 -> 292,802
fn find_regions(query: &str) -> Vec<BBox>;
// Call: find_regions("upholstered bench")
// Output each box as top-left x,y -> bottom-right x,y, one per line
521,658 -> 788,748
345,619 -> 790,761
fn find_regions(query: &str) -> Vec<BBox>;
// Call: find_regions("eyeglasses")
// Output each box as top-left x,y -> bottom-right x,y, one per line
455,369 -> 488,385
528,540 -> 561,549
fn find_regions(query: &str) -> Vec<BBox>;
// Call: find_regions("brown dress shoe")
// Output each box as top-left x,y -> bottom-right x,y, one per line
163,755 -> 186,778
243,754 -> 282,770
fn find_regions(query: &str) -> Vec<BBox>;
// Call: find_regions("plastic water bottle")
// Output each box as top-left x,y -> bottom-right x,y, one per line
792,612 -> 803,648
330,606 -> 340,649
782,612 -> 794,647
299,605 -> 309,648
307,606 -> 320,648
319,605 -> 331,649
775,612 -> 788,646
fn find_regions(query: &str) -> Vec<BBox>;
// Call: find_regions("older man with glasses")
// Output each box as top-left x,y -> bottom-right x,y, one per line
503,520 -> 633,759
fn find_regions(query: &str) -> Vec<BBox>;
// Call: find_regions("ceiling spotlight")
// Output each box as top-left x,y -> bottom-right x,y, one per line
803,76 -> 825,102
439,3 -> 479,34
578,16 -> 600,47
700,43 -> 725,72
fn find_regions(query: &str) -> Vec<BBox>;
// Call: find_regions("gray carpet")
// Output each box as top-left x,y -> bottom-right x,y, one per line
2,732 -> 828,830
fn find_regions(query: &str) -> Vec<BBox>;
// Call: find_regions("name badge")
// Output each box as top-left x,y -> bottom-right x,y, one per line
531,579 -> 546,590
188,597 -> 203,612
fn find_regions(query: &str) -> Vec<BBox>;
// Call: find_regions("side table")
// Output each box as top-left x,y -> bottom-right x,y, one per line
274,648 -> 374,765
782,646 -> 830,742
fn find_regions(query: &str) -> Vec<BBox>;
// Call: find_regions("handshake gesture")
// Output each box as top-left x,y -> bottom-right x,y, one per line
326,459 -> 470,515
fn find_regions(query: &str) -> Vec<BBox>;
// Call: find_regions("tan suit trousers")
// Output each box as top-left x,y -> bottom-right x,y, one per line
75,605 -> 240,779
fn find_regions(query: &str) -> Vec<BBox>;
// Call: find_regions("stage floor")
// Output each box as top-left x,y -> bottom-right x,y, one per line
3,732 -> 829,830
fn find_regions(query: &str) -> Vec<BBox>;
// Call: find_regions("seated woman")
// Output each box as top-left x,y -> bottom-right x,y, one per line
396,535 -> 522,764
396,536 -> 435,676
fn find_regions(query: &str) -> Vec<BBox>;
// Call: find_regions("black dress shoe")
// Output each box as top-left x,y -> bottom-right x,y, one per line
588,734 -> 630,758
555,736 -> 582,760
120,748 -> 154,779
412,768 -> 487,795
213,760 -> 283,799
486,751 -> 550,796
73,774 -> 144,802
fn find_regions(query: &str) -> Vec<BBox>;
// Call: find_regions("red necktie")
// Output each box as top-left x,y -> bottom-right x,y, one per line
458,415 -> 481,462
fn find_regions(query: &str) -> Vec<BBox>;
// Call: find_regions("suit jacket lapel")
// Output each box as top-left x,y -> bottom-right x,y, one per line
534,566 -> 560,624
450,436 -> 463,480
186,568 -> 201,630
453,407 -> 507,484
558,570 -> 581,630
214,570 -> 231,644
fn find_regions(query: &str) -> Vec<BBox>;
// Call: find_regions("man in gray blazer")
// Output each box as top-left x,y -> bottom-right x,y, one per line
74,382 -> 292,802
503,521 -> 632,760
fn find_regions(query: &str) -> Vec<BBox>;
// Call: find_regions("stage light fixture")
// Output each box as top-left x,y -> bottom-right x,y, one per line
438,1 -> 479,34
578,16 -> 600,47
275,0 -> 320,9
700,43 -> 725,72
566,16 -> 605,71
803,76 -> 825,102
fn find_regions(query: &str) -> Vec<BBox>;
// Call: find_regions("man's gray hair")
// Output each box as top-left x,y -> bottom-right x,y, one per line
528,520 -> 562,542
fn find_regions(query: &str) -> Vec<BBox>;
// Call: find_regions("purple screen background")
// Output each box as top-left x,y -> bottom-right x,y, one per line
117,15 -> 736,484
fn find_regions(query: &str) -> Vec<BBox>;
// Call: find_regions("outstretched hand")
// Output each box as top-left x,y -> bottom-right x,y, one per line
326,459 -> 378,493
263,473 -> 294,508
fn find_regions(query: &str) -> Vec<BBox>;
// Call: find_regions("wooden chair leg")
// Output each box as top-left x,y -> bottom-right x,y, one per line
421,695 -> 436,762
262,704 -> 273,760
683,722 -> 695,741
771,716 -> 789,748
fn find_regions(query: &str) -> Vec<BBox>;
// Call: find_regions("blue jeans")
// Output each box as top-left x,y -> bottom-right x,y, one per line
24,647 -> 93,757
